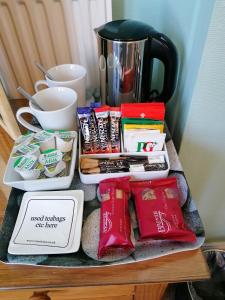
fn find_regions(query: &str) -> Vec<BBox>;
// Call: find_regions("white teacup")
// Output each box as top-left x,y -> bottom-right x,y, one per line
16,87 -> 77,132
34,64 -> 87,107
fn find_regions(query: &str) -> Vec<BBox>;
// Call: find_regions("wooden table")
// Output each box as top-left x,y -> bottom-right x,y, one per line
0,247 -> 209,300
0,124 -> 209,300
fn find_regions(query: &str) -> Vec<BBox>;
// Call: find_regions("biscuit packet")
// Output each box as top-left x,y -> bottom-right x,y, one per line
130,177 -> 196,242
98,177 -> 135,258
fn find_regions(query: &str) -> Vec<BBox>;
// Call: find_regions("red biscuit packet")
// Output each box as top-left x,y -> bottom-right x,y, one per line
98,177 -> 135,258
130,177 -> 196,242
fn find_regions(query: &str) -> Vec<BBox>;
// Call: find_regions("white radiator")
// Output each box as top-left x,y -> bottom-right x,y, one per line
0,0 -> 112,99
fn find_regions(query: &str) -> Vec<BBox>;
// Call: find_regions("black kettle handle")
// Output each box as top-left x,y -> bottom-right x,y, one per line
150,33 -> 178,103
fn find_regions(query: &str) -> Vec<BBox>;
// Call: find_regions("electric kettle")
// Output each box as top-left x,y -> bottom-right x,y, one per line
95,19 -> 178,106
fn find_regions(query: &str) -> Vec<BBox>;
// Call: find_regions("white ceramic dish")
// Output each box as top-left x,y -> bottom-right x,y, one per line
3,132 -> 77,191
8,190 -> 84,255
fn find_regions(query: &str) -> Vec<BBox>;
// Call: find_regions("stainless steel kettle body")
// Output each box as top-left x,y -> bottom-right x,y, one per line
95,20 -> 178,106
96,37 -> 146,106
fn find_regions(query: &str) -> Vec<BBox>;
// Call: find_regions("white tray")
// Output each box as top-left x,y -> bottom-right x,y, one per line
3,132 -> 77,191
79,140 -> 170,184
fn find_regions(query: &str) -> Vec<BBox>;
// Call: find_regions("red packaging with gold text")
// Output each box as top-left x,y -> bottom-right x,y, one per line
98,177 -> 135,258
131,177 -> 196,242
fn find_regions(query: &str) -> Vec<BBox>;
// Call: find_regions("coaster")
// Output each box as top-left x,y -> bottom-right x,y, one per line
8,190 -> 84,255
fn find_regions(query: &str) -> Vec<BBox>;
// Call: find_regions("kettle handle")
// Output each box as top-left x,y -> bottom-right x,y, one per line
149,33 -> 178,103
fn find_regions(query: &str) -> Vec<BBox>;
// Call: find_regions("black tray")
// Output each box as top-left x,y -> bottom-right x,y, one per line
0,137 -> 205,268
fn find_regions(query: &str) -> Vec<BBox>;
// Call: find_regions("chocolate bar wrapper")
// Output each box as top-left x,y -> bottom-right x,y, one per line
94,106 -> 111,153
77,107 -> 94,154
90,110 -> 101,153
109,108 -> 121,153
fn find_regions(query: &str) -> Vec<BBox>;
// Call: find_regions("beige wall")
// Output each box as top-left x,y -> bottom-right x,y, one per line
179,0 -> 225,240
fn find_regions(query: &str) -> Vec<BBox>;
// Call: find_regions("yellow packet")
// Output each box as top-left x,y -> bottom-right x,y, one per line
123,124 -> 164,133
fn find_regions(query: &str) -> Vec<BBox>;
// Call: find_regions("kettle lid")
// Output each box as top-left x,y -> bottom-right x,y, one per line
96,19 -> 156,41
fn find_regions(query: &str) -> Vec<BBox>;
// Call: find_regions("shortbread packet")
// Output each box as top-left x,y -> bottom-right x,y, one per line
131,177 -> 196,242
98,177 -> 134,258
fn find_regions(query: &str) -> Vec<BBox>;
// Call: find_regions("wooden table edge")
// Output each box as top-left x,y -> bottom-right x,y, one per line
0,248 -> 210,290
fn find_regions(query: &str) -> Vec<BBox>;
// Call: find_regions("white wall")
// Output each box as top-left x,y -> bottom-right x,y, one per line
179,0 -> 225,240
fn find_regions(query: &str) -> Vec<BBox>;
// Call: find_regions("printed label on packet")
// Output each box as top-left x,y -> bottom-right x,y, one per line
90,111 -> 101,153
34,130 -> 54,141
129,164 -> 145,172
14,155 -> 38,172
77,107 -> 94,154
14,144 -> 31,155
137,141 -> 157,152
98,177 -> 134,258
147,155 -> 165,164
39,149 -> 63,166
94,106 -> 111,153
109,108 -> 121,153
130,178 -> 196,242
44,160 -> 66,178
15,133 -> 34,146
124,130 -> 166,152
49,130 -> 76,140
12,143 -> 40,157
